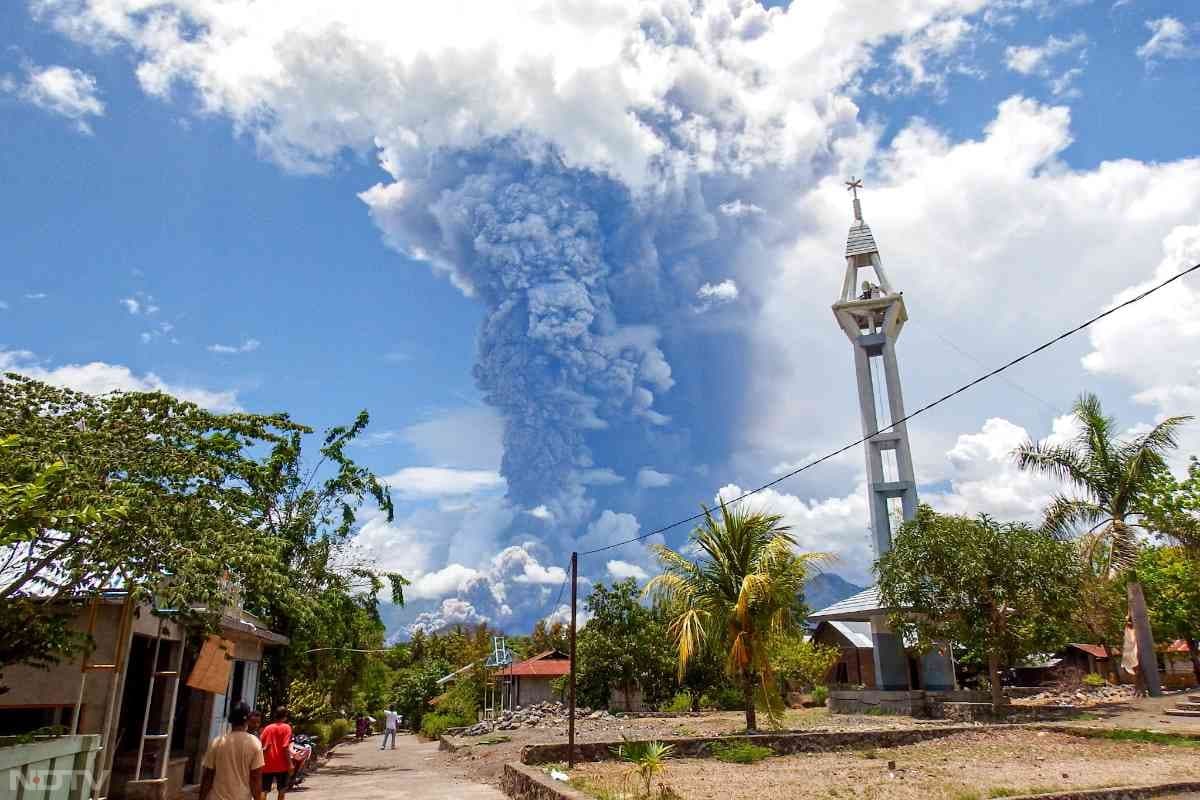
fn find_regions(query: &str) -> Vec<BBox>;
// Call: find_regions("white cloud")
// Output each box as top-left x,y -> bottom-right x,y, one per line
120,293 -> 160,316
24,293 -> 47,300
408,598 -> 488,634
0,349 -> 241,411
492,544 -> 568,585
696,280 -> 739,303
606,560 -> 649,581
33,0 -> 996,187
1137,17 -> 1195,64
1003,32 -> 1086,97
719,199 -> 764,218
579,468 -> 624,486
527,504 -> 554,521
747,95 -> 1200,484
1081,224 -> 1200,464
4,64 -> 104,133
396,406 -> 504,470
384,466 -> 505,500
636,467 -> 675,489
886,17 -> 977,95
120,297 -> 141,314
207,338 -> 261,354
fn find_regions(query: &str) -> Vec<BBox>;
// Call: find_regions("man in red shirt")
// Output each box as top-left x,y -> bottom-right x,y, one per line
259,706 -> 293,800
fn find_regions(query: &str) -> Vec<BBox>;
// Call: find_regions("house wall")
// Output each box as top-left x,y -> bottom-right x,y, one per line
514,677 -> 558,706
0,603 -> 183,736
813,627 -> 875,688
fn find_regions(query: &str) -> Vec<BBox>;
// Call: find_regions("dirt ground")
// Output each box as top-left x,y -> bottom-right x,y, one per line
566,728 -> 1200,800
438,708 -> 969,784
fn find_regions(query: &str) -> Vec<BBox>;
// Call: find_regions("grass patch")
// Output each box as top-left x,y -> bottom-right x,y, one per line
952,793 -> 981,800
986,788 -> 1055,798
710,741 -> 774,764
858,748 -> 880,760
1065,727 -> 1200,748
476,735 -> 511,745
1071,712 -> 1100,721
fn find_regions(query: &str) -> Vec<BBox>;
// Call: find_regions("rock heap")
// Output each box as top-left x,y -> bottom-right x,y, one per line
458,702 -> 616,736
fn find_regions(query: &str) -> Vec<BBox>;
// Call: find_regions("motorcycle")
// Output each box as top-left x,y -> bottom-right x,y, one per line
288,734 -> 315,788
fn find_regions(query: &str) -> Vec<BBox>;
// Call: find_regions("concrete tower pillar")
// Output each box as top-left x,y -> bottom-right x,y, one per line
832,180 -> 954,692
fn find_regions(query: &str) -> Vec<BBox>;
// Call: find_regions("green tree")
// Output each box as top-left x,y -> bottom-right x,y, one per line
1142,456 -> 1200,553
769,634 -> 841,689
0,375 -> 299,673
877,506 -> 1080,708
576,579 -> 676,710
530,619 -> 570,654
1015,392 -> 1190,695
241,410 -> 409,709
645,501 -> 825,731
1134,546 -> 1200,684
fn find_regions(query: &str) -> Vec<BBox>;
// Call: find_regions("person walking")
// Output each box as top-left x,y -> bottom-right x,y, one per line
379,707 -> 400,750
259,706 -> 294,800
354,713 -> 368,743
199,701 -> 264,800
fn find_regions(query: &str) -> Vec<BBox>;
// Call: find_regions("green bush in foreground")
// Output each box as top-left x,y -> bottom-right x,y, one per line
710,741 -> 773,764
810,685 -> 828,707
328,718 -> 353,743
419,712 -> 471,739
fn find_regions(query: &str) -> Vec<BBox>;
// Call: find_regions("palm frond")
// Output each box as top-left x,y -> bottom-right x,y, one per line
1042,495 -> 1105,539
1014,439 -> 1094,491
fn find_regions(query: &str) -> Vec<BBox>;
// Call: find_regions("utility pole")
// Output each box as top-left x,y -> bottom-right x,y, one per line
568,551 -> 578,768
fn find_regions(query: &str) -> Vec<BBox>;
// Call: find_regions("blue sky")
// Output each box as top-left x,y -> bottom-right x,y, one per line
3,0 -> 1199,637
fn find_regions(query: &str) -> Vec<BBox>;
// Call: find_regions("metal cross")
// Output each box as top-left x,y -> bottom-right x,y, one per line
845,177 -> 863,198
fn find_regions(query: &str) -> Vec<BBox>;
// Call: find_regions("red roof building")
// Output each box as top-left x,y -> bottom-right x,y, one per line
501,650 -> 570,705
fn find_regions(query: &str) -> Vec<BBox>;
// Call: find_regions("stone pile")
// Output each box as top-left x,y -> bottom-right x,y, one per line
458,702 -> 617,736
1017,684 -> 1136,707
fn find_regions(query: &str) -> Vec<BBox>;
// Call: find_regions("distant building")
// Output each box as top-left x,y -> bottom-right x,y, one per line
812,620 -> 875,688
504,650 -> 570,706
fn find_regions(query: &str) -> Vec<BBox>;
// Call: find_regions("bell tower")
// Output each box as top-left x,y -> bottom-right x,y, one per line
829,179 -> 953,692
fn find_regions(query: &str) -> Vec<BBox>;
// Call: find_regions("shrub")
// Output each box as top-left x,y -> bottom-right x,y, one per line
613,740 -> 674,797
419,712 -> 471,739
710,742 -> 773,764
328,718 -> 353,743
1082,672 -> 1106,688
699,685 -> 742,710
659,692 -> 693,713
304,723 -> 332,747
810,685 -> 828,707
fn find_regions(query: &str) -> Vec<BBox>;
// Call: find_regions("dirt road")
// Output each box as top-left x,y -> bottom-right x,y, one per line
297,733 -> 506,800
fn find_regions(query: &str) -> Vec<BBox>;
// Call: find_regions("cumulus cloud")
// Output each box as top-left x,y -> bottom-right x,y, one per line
1137,17 -> 1196,64
119,292 -> 160,316
384,467 -> 506,500
636,467 -> 675,489
883,17 -> 978,95
207,338 -> 260,354
3,63 -> 104,133
1003,32 -> 1087,97
0,349 -> 241,411
408,598 -> 488,635
606,560 -> 649,581
694,280 -> 740,313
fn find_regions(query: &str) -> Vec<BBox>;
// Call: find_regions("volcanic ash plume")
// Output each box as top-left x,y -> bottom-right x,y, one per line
363,144 -> 680,520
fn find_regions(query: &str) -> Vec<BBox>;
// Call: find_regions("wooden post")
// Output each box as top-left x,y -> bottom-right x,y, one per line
568,551 -> 578,769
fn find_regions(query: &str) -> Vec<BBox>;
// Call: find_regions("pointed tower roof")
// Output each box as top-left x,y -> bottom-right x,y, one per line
844,177 -> 879,258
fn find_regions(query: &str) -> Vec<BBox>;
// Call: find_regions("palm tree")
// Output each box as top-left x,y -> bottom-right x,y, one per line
644,500 -> 826,731
1014,392 -> 1191,696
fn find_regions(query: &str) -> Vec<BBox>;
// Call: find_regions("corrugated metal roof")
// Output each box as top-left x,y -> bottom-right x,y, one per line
829,621 -> 873,649
808,586 -> 887,621
845,222 -> 878,257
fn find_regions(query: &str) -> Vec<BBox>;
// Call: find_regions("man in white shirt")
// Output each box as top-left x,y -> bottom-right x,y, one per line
379,707 -> 400,750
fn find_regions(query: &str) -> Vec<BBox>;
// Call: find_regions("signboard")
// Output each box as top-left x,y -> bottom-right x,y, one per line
186,636 -> 235,694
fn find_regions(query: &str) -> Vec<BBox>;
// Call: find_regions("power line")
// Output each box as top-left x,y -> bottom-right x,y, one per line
579,261 -> 1200,558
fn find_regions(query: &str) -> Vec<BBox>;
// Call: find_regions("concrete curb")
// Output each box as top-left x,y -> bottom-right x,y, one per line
518,725 -> 974,764
501,762 -> 590,800
1002,782 -> 1200,800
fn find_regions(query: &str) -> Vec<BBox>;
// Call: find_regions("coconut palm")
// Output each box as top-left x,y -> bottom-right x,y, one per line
1014,392 -> 1190,696
644,500 -> 826,731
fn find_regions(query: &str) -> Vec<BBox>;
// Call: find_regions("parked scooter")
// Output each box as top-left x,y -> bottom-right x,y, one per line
288,734 -> 315,788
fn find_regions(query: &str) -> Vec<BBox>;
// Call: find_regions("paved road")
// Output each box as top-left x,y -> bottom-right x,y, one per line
295,734 -> 506,800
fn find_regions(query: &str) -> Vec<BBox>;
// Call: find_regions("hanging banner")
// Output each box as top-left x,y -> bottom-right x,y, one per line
187,635 -> 235,694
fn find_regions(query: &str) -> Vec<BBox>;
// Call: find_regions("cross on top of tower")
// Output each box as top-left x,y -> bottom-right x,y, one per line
845,176 -> 864,221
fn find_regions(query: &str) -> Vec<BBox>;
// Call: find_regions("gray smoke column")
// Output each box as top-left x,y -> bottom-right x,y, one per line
362,142 -> 685,520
